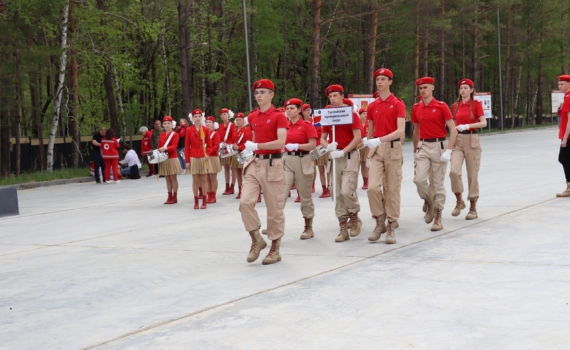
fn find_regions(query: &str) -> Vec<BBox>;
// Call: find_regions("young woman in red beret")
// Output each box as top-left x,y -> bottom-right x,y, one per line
101,128 -> 120,184
358,107 -> 369,190
282,98 -> 318,239
449,79 -> 487,219
556,75 -> 570,197
158,116 -> 181,204
232,112 -> 253,199
205,116 -> 221,203
218,108 -> 238,195
185,111 -> 213,209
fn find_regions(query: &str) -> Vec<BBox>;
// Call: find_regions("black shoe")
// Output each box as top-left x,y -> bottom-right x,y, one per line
159,175 -> 165,178
96,180 -> 101,184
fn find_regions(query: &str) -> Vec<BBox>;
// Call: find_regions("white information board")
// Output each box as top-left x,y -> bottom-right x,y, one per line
314,106 -> 354,126
474,92 -> 492,119
348,94 -> 375,113
552,91 -> 565,113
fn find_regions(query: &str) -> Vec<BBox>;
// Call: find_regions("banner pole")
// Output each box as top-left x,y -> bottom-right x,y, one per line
332,125 -> 336,210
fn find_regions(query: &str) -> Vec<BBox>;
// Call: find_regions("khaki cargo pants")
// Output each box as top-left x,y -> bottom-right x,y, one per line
331,150 -> 361,219
284,154 -> 315,219
414,140 -> 449,210
450,134 -> 482,199
367,141 -> 403,222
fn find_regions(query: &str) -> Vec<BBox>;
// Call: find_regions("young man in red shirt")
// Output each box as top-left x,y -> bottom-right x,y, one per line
365,68 -> 406,244
411,77 -> 457,231
241,79 -> 288,265
218,108 -> 238,195
320,84 -> 363,243
556,75 -> 570,197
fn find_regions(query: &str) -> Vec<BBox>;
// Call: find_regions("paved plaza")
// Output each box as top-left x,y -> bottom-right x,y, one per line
1,128 -> 569,349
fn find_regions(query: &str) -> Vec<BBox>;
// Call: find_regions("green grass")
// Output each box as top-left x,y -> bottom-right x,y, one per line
0,168 -> 91,187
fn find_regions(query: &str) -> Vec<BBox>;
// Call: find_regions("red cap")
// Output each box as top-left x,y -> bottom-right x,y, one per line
234,112 -> 245,119
358,108 -> 366,115
415,77 -> 435,86
284,98 -> 303,107
219,108 -> 229,114
325,84 -> 344,96
302,103 -> 311,111
373,91 -> 380,99
191,109 -> 202,116
343,98 -> 354,107
458,78 -> 474,88
374,68 -> 393,79
206,116 -> 216,122
253,79 -> 275,90
558,75 -> 570,82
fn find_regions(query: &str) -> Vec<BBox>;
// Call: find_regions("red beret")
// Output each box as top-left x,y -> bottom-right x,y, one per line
219,108 -> 229,114
206,116 -> 216,122
162,116 -> 173,122
415,77 -> 435,86
191,109 -> 202,116
343,98 -> 354,107
302,103 -> 311,111
253,79 -> 275,90
374,68 -> 393,79
558,75 -> 570,82
373,91 -> 380,98
325,84 -> 344,96
284,98 -> 303,107
358,108 -> 366,115
458,78 -> 474,88
234,112 -> 245,119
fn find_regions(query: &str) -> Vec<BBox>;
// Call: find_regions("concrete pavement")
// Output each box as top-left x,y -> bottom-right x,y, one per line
1,128 -> 569,349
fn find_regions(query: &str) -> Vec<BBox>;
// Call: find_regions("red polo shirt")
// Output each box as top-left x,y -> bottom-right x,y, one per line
248,106 -> 289,155
322,111 -> 362,149
560,91 -> 570,139
452,99 -> 484,131
236,126 -> 253,152
361,119 -> 369,137
285,118 -> 318,151
184,126 -> 212,161
366,93 -> 406,137
218,121 -> 238,144
411,98 -> 453,139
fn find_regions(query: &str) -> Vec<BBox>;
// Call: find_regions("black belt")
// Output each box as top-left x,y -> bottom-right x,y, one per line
390,138 -> 400,147
420,137 -> 446,142
286,151 -> 310,157
459,130 -> 477,134
255,153 -> 282,159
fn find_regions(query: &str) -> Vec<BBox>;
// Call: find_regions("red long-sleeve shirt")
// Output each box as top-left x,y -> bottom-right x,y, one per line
158,131 -> 179,159
141,131 -> 153,155
209,129 -> 221,157
218,121 -> 238,144
184,125 -> 213,162
235,126 -> 253,152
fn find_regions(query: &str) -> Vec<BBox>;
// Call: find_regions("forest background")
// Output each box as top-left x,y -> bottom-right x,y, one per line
0,0 -> 569,176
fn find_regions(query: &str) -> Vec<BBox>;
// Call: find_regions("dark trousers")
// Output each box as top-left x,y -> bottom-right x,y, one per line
559,146 -> 570,182
92,151 -> 106,182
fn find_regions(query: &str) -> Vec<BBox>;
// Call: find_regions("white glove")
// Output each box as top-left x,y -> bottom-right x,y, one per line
361,137 -> 368,145
245,141 -> 258,152
440,149 -> 452,162
367,137 -> 381,148
366,158 -> 371,168
327,142 -> 338,151
330,150 -> 344,159
456,124 -> 470,132
285,143 -> 299,151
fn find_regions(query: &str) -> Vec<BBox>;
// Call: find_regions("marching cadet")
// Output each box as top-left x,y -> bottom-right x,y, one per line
205,116 -> 222,203
218,108 -> 238,195
556,74 -> 570,198
307,103 -> 331,198
185,111 -> 213,210
449,78 -> 487,219
301,104 -> 317,194
282,98 -> 318,239
320,84 -> 363,243
232,112 -> 253,199
365,68 -> 406,244
411,77 -> 457,231
358,107 -> 369,190
241,79 -> 288,265
157,116 -> 181,204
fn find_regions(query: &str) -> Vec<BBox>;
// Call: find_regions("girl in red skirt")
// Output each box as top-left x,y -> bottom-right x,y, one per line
158,116 -> 181,204
185,111 -> 213,209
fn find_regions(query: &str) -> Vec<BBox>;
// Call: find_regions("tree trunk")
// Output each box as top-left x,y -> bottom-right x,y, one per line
113,66 -> 126,137
177,0 -> 193,118
68,0 -> 80,167
365,0 -> 379,94
310,0 -> 321,108
46,0 -> 70,172
30,70 -> 45,170
104,68 -> 119,133
423,19 -> 429,76
472,1 -> 479,85
438,0 -> 445,99
413,3 -> 419,104
159,4 -> 172,115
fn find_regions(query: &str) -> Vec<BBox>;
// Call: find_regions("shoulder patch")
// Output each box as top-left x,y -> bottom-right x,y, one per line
413,102 -> 419,106
438,101 -> 444,104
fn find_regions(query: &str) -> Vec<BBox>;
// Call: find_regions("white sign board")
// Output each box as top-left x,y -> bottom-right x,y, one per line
314,106 -> 354,126
552,91 -> 564,113
474,92 -> 492,119
348,94 -> 375,113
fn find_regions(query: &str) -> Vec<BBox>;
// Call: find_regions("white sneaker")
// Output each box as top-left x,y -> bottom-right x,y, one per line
114,180 -> 120,184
